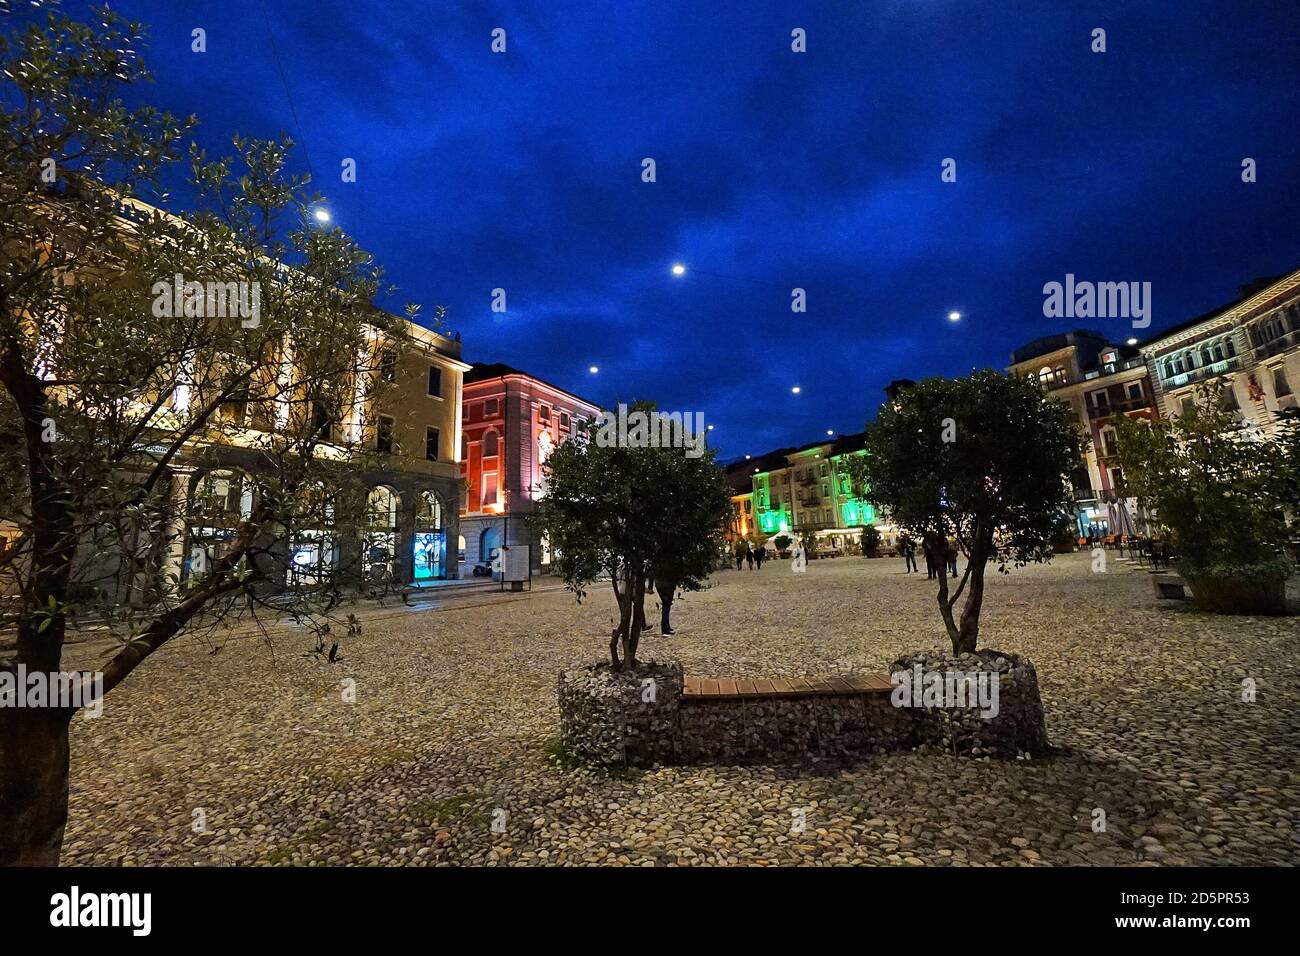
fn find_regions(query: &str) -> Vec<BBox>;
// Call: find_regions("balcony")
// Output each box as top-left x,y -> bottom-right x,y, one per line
1086,395 -> 1150,420
1163,356 -> 1241,390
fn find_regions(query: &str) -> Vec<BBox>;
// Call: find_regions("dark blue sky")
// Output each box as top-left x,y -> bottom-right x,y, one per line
69,0 -> 1300,459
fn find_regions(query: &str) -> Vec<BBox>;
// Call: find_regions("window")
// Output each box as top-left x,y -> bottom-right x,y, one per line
485,398 -> 499,416
462,403 -> 469,420
1100,427 -> 1117,457
377,415 -> 395,454
743,500 -> 752,513
1127,382 -> 1143,401
425,426 -> 440,461
1091,389 -> 1110,413
1274,367 -> 1293,397
461,433 -> 468,460
483,431 -> 499,457
482,472 -> 499,506
560,411 -> 570,429
538,404 -> 550,423
427,365 -> 441,397
821,483 -> 829,498
379,351 -> 397,383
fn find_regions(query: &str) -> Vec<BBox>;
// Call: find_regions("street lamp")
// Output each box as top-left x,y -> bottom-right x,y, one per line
947,311 -> 961,322
671,263 -> 687,277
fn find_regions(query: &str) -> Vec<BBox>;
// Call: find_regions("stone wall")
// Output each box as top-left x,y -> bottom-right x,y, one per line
558,651 -> 1049,769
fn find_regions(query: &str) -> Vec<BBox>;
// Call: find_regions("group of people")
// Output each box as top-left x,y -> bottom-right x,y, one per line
899,533 -> 959,579
733,542 -> 768,570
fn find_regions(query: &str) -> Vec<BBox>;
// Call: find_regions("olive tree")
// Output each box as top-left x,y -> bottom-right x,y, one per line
848,371 -> 1083,653
531,409 -> 731,671
0,4 -> 416,863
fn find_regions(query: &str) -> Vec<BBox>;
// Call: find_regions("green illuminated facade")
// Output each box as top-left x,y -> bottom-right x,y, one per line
746,435 -> 877,542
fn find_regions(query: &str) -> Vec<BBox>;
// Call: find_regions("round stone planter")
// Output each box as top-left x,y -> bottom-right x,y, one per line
557,661 -> 683,768
888,650 -> 1050,758
1182,572 -> 1288,616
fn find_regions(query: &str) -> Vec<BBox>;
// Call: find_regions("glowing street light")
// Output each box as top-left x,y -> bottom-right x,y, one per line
671,262 -> 687,277
826,429 -> 834,436
947,311 -> 961,322
313,207 -> 332,224
791,385 -> 801,394
1126,337 -> 1139,346
589,365 -> 599,374
745,454 -> 751,460
707,424 -> 715,431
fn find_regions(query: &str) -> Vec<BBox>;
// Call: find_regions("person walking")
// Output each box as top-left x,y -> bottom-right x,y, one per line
922,536 -> 937,579
901,536 -> 918,574
945,536 -> 959,577
745,546 -> 755,570
754,545 -> 766,569
735,545 -> 745,571
654,573 -> 679,635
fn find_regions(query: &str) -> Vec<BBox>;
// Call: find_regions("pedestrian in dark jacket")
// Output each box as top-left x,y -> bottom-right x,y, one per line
900,536 -> 918,574
754,546 -> 766,569
745,547 -> 755,570
922,537 -> 937,579
655,574 -> 678,635
735,546 -> 744,571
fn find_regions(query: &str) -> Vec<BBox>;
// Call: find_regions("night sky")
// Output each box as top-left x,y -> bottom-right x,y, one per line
60,0 -> 1300,459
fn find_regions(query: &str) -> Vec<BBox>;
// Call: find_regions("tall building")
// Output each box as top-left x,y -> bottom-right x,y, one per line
1008,330 -> 1156,536
1139,270 -> 1300,437
743,432 -> 881,553
14,195 -> 471,600
458,363 -> 602,573
723,461 -> 756,546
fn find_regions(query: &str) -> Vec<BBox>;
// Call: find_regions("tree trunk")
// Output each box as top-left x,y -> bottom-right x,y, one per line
954,559 -> 987,653
0,707 -> 72,866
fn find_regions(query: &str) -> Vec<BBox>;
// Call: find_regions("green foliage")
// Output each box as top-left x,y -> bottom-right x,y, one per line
847,371 -> 1084,651
1114,383 -> 1298,580
848,370 -> 1084,566
530,403 -> 731,668
773,534 -> 792,551
860,524 -> 881,556
0,2 -> 413,674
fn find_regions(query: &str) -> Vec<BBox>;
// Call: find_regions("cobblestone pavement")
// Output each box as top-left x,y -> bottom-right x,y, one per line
60,552 -> 1299,866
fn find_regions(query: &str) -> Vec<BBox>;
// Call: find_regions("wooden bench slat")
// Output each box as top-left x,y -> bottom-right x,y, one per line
865,673 -> 894,692
685,673 -> 894,700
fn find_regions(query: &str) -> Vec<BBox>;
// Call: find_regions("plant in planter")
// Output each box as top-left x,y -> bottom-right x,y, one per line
1114,385 -> 1297,615
847,371 -> 1084,653
531,402 -> 732,671
861,524 -> 882,558
773,533 -> 792,557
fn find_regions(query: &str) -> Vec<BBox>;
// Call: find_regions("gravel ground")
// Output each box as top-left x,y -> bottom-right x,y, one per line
60,552 -> 1299,866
